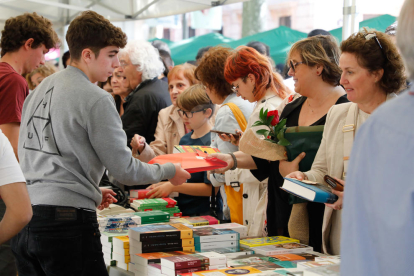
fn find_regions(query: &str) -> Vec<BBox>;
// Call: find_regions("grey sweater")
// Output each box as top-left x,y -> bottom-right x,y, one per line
18,66 -> 175,210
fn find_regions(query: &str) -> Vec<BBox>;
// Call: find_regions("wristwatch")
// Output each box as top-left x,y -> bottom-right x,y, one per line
228,152 -> 237,170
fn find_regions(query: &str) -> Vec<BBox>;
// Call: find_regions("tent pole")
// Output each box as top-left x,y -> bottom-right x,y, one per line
342,0 -> 359,41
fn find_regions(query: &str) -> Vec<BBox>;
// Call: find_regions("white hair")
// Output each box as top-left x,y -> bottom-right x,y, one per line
397,0 -> 414,81
120,40 -> 164,81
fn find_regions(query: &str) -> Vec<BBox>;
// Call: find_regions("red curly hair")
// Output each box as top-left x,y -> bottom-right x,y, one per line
224,46 -> 289,101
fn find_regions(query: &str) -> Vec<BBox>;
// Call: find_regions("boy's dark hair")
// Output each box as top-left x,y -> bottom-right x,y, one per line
246,41 -> 270,56
0,12 -> 59,57
308,29 -> 331,37
62,51 -> 70,68
158,49 -> 173,77
66,11 -> 127,61
196,46 -> 212,62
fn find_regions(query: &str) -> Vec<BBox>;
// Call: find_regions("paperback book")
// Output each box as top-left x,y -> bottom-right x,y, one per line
194,223 -> 248,239
131,251 -> 191,266
128,223 -> 193,242
161,254 -> 210,270
240,237 -> 300,248
252,243 -> 313,256
192,266 -> 262,276
195,240 -> 240,251
271,253 -> 321,262
227,255 -> 296,271
281,178 -> 338,204
193,228 -> 240,243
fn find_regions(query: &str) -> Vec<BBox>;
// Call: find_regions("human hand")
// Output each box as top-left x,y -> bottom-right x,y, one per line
130,134 -> 146,154
147,182 -> 174,198
98,188 -> 118,210
147,182 -> 167,190
285,170 -> 308,181
325,178 -> 345,210
169,163 -> 191,186
279,152 -> 306,177
218,129 -> 243,146
208,153 -> 233,174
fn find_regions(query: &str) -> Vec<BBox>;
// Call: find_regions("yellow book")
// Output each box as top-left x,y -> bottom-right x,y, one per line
182,246 -> 196,253
193,266 -> 262,276
113,236 -> 130,249
169,223 -> 193,239
239,236 -> 300,248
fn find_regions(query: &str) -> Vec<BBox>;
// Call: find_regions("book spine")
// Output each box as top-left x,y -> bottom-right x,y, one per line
142,246 -> 195,254
175,266 -> 208,275
142,239 -> 194,248
140,232 -> 181,241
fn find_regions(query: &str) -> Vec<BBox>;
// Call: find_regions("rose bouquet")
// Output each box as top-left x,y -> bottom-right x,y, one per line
251,108 -> 291,146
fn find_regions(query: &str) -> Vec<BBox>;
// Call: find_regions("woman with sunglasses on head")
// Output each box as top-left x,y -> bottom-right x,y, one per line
212,36 -> 346,250
286,29 -> 405,255
110,67 -> 133,116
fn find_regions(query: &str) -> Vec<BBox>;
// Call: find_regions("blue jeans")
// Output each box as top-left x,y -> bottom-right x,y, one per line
0,199 -> 17,276
11,205 -> 108,276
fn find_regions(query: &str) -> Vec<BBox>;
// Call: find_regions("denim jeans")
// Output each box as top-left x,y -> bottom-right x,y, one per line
0,199 -> 17,276
11,205 -> 108,276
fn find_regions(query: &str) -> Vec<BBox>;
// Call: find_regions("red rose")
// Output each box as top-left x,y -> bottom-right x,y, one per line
288,95 -> 294,102
267,110 -> 279,126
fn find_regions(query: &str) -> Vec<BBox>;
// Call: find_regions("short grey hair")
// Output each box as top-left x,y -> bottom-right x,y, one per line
120,40 -> 164,82
397,0 -> 414,81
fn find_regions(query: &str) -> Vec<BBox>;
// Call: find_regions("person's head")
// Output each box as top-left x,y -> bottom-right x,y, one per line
159,49 -> 174,78
66,11 -> 127,83
397,0 -> 414,81
385,21 -> 398,44
194,46 -> 233,104
119,40 -> 165,90
62,51 -> 71,68
98,76 -> 112,93
224,46 -> 289,103
111,67 -> 132,98
339,28 -> 406,104
176,84 -> 215,130
246,41 -> 270,56
0,12 -> 59,74
168,63 -> 198,106
286,35 -> 342,95
196,46 -> 212,65
26,63 -> 57,90
151,40 -> 171,54
307,29 -> 331,37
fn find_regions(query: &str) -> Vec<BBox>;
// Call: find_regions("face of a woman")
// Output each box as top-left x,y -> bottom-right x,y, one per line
339,52 -> 380,104
111,67 -> 132,97
231,74 -> 256,103
168,71 -> 191,106
30,72 -> 45,89
287,51 -> 316,96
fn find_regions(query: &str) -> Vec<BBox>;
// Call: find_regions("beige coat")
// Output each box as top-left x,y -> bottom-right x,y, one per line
304,94 -> 395,254
137,105 -> 185,162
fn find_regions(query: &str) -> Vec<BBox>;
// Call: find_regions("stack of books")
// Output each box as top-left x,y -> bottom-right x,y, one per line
160,254 -> 210,276
253,243 -> 314,256
128,223 -> 195,254
194,223 -> 248,239
98,211 -> 171,232
171,216 -> 219,227
203,247 -> 255,260
131,251 -> 191,276
239,236 -> 300,250
112,236 -> 130,270
101,232 -> 126,265
193,228 -> 240,252
226,254 -> 296,271
131,198 -> 182,217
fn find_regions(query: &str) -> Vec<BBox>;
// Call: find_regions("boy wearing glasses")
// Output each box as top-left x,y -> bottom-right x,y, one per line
146,84 -> 216,216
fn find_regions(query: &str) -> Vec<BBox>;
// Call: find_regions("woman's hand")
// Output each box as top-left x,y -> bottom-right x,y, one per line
325,178 -> 345,211
98,188 -> 118,210
279,152 -> 306,177
285,171 -> 308,181
218,129 -> 243,147
147,182 -> 167,189
147,182 -> 174,198
208,153 -> 234,174
130,134 -> 146,155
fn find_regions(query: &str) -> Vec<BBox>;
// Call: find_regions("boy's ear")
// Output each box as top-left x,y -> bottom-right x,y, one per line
205,107 -> 213,118
81,48 -> 95,64
24,38 -> 35,50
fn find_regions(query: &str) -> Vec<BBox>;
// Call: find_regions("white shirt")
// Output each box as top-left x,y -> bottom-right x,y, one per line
0,130 -> 25,187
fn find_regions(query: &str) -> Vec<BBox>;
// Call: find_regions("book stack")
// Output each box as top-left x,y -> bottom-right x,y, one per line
194,223 -> 248,238
131,198 -> 182,217
129,189 -> 179,203
171,216 -> 219,227
239,236 -> 300,250
193,228 -> 240,252
203,247 -> 255,260
132,251 -> 191,276
112,236 -> 130,270
253,243 -> 314,256
128,223 -> 195,254
101,232 -> 126,265
227,254 -> 296,271
160,254 -> 210,276
97,204 -> 135,216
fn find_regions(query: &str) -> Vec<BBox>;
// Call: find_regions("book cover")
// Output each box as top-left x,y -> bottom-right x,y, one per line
130,245 -> 196,255
303,264 -> 340,276
197,252 -> 227,265
252,243 -> 313,256
314,256 -> 340,263
193,228 -> 240,243
113,236 -> 130,249
297,260 -> 338,270
195,240 -> 240,251
240,237 -> 299,248
194,223 -> 248,239
161,254 -> 209,270
197,247 -> 254,259
128,223 -> 193,241
173,145 -> 220,154
271,253 -> 320,262
131,211 -> 171,224
131,238 -> 195,249
131,251 -> 190,266
227,255 -> 296,271
193,266 -> 262,276
281,178 -> 338,204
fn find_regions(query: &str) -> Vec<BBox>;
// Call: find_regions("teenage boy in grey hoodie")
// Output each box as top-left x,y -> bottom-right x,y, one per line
12,11 -> 190,276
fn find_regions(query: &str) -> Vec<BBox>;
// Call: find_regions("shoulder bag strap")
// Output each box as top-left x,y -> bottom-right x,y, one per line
222,102 -> 248,132
342,103 -> 358,179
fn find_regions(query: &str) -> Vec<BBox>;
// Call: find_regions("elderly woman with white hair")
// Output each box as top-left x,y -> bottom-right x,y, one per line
119,40 -> 171,146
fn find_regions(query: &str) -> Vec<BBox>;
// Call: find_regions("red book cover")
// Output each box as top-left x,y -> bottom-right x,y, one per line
201,215 -> 219,225
164,198 -> 177,208
175,266 -> 208,275
161,255 -> 209,270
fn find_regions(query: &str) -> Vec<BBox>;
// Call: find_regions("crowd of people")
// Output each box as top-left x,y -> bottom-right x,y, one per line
0,0 -> 413,275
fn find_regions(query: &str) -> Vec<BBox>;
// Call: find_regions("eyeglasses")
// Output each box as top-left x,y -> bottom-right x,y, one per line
177,108 -> 207,118
288,60 -> 305,73
363,32 -> 385,57
231,76 -> 248,94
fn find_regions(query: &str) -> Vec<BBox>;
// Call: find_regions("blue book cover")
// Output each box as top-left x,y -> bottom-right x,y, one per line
193,228 -> 240,243
281,178 -> 338,204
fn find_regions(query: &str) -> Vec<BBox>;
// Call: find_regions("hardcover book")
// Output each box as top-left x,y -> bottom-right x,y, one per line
227,255 -> 296,271
161,254 -> 209,270
281,178 -> 338,204
128,223 -> 193,241
252,243 -> 313,256
193,228 -> 240,243
240,237 -> 300,248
